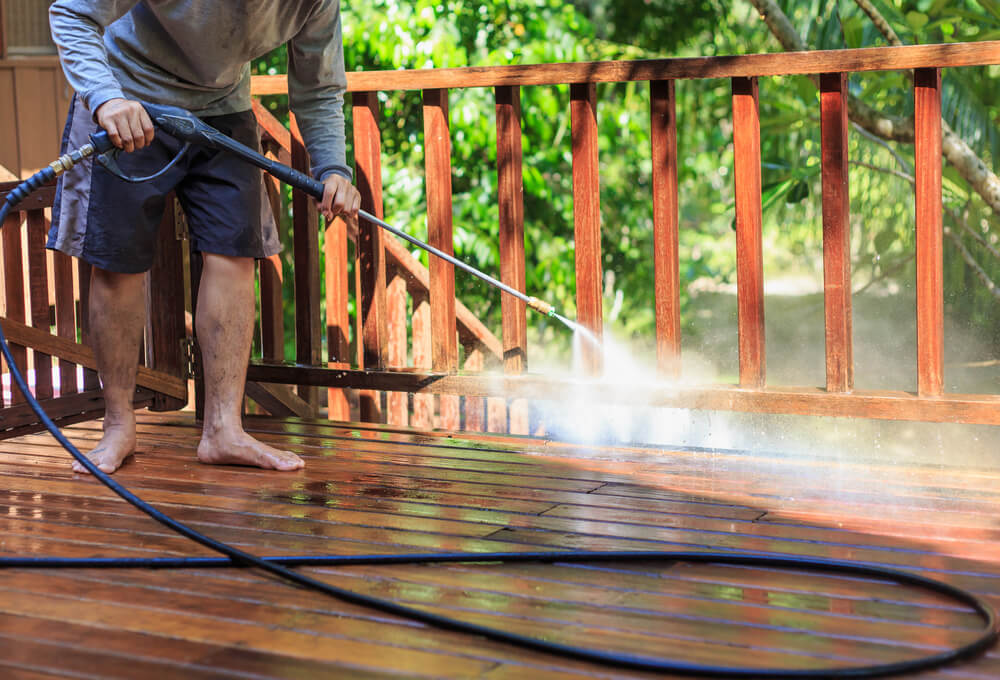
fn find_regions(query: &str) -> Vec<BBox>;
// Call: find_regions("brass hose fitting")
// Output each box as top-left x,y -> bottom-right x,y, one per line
526,296 -> 555,316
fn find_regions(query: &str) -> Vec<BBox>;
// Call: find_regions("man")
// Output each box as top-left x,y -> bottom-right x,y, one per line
48,1 -> 360,473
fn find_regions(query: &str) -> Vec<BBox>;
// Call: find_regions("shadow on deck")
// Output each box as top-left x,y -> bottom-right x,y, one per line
1,411 -> 998,678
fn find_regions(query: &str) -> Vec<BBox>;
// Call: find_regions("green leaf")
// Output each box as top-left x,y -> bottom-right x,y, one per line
841,15 -> 864,49
978,0 -> 1000,22
787,180 -> 810,203
874,228 -> 897,254
906,11 -> 929,32
761,178 -> 795,212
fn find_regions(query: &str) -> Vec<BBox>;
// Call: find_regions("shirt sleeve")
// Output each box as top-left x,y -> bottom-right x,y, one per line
49,1 -> 140,115
287,0 -> 352,181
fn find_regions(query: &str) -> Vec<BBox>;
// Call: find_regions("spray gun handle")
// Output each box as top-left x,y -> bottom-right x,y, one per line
258,157 -> 325,202
137,101 -> 328,202
88,129 -> 116,155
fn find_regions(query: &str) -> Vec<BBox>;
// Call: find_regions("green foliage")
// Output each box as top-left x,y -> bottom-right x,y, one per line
255,0 -> 1000,364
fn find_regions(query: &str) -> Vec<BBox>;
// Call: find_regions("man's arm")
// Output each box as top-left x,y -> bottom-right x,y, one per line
287,0 -> 351,183
288,0 -> 358,219
49,1 -> 139,115
49,1 -> 153,151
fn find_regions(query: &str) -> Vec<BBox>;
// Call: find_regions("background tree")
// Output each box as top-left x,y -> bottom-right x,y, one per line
256,0 -> 999,379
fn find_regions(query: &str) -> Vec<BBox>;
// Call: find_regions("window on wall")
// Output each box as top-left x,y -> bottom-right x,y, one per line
5,0 -> 56,56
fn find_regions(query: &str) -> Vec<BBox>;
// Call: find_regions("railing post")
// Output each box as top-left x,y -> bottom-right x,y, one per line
570,82 -> 603,375
731,76 -> 766,389
914,67 -> 944,397
496,84 -> 525,433
424,87 -> 460,430
353,91 -> 388,422
289,113 -> 322,411
650,79 -> 681,380
819,72 -> 854,393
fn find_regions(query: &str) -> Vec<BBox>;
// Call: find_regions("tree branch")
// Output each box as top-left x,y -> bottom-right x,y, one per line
744,0 -> 1000,215
852,0 -> 903,46
851,121 -> 912,173
849,160 -> 914,183
944,226 -> 1000,300
945,204 -> 1000,262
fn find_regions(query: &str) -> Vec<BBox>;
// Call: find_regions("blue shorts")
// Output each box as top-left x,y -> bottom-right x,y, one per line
48,96 -> 281,274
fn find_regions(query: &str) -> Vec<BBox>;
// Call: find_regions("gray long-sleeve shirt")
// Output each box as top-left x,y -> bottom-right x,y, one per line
49,0 -> 351,180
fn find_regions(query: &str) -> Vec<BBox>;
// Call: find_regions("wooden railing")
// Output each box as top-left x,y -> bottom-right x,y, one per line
3,42 -> 1000,439
0,180 -> 188,438
247,41 -> 1000,428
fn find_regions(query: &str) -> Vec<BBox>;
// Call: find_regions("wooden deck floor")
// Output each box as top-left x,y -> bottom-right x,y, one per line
1,411 -> 999,679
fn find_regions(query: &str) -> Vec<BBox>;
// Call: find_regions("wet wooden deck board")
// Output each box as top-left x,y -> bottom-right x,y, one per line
0,412 -> 998,678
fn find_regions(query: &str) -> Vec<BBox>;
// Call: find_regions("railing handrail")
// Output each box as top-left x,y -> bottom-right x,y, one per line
251,41 -> 1000,95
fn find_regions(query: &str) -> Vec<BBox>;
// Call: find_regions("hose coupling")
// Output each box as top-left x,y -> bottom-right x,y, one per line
47,144 -> 97,177
526,296 -> 554,316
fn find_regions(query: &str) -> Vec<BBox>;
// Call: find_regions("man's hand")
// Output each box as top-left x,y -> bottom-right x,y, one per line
319,174 -> 361,222
95,98 -> 155,153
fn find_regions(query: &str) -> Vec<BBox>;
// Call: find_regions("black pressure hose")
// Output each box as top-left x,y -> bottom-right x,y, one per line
1,154 -> 997,678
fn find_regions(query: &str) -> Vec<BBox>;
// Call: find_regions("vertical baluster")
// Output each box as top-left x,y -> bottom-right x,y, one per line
289,114 -> 321,410
732,76 -> 766,388
52,250 -> 76,396
424,87 -> 460,430
650,79 -> 681,380
914,68 -> 943,397
571,82 -> 603,375
820,72 -> 854,393
0,210 -> 5,407
27,209 -> 52,399
259,144 -> 285,364
495,84 -> 524,433
325,215 -> 351,421
186,244 -> 204,417
353,91 -> 387,423
3,209 -> 26,402
77,259 -> 99,392
147,196 -> 187,411
386,265 -> 408,425
411,290 -> 433,428
463,346 -> 485,431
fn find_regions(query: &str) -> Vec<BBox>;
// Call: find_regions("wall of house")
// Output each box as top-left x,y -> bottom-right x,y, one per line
4,0 -> 55,56
0,56 -> 70,180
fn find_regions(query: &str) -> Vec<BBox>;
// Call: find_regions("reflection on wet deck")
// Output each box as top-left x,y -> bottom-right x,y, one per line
1,411 -> 998,678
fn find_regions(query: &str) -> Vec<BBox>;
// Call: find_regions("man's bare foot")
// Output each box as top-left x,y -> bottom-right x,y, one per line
196,429 -> 304,470
72,420 -> 136,474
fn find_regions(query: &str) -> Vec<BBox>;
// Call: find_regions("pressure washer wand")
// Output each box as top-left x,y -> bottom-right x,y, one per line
356,209 -> 553,316
133,103 -> 556,318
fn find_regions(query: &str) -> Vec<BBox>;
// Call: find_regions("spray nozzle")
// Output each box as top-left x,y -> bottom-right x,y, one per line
526,297 -> 555,317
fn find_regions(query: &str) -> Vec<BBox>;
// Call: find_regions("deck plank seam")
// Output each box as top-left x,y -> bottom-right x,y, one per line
0,631 -> 278,680
0,575 -> 961,668
0,583 -> 522,667
9,498 -> 1000,584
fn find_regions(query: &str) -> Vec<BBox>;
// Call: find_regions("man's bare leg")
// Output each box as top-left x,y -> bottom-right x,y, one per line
194,253 -> 304,470
73,268 -> 145,474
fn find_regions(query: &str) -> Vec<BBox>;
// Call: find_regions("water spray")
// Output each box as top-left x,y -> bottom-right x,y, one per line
0,102 -> 995,677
